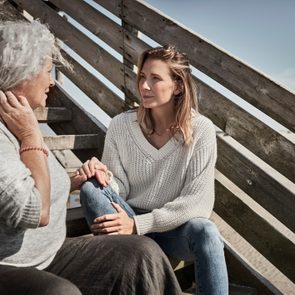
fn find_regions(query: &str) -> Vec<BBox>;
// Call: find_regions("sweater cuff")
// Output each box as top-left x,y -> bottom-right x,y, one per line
133,212 -> 155,235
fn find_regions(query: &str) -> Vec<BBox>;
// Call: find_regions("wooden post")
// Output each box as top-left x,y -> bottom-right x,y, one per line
121,0 -> 138,107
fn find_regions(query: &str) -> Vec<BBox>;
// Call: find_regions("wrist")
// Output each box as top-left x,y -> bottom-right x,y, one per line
21,132 -> 44,146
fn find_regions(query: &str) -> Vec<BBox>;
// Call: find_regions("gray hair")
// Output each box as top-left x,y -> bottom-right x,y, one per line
0,20 -> 68,91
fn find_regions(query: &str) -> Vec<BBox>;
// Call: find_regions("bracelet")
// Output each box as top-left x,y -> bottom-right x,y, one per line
20,146 -> 49,157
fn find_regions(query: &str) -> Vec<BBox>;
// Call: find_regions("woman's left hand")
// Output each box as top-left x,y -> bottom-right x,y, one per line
90,202 -> 136,235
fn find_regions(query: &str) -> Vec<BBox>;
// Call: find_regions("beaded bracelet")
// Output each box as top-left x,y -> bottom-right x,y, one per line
20,146 -> 49,157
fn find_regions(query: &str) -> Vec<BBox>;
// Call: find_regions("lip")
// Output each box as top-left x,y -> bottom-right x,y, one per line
142,95 -> 154,99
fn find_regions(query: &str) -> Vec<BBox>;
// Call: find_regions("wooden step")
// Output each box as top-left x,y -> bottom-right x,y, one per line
44,134 -> 101,150
34,107 -> 72,123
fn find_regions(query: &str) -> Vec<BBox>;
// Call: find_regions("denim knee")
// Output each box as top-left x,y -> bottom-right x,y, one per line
80,178 -> 104,197
186,218 -> 223,249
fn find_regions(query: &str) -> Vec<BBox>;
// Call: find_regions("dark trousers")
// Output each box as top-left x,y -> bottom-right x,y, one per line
0,235 -> 182,295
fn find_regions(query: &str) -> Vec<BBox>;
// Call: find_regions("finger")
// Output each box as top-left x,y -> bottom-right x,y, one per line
94,213 -> 118,223
88,158 -> 97,175
111,202 -> 123,213
92,219 -> 121,230
17,95 -> 30,107
82,160 -> 92,178
91,224 -> 120,235
94,161 -> 107,172
97,226 -> 121,234
5,91 -> 22,108
0,90 -> 7,104
0,90 -> 13,112
95,170 -> 108,187
78,167 -> 87,180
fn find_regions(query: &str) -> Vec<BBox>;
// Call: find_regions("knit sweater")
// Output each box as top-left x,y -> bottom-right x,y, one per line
0,122 -> 70,269
102,111 -> 217,235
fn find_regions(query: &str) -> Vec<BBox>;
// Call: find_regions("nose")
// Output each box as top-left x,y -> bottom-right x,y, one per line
141,79 -> 150,90
49,74 -> 55,87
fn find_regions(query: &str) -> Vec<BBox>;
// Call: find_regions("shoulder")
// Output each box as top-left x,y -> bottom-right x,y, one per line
191,113 -> 216,148
108,110 -> 137,130
0,122 -> 19,151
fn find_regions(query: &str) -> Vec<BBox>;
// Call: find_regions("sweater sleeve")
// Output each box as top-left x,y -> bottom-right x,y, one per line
0,129 -> 41,229
133,123 -> 217,235
101,117 -> 130,199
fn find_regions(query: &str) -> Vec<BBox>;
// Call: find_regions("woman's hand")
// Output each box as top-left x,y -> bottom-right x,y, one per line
78,157 -> 110,187
0,91 -> 41,141
90,203 -> 136,235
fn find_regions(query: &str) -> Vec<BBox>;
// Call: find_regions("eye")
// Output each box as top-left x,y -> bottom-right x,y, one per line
152,76 -> 161,81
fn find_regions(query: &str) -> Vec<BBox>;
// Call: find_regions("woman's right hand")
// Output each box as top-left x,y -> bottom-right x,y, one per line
0,90 -> 41,141
77,157 -> 111,187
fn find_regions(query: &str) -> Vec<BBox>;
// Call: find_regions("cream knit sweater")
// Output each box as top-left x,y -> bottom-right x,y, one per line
102,110 -> 217,235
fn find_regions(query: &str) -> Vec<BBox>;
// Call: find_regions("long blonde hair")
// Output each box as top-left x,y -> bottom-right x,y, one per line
136,45 -> 198,145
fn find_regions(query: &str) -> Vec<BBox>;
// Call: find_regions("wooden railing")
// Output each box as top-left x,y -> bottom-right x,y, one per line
4,0 -> 295,294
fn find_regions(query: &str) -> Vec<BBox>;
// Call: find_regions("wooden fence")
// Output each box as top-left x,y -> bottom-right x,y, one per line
3,0 -> 295,294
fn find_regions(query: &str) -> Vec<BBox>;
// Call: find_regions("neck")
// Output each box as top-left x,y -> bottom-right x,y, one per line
152,101 -> 175,125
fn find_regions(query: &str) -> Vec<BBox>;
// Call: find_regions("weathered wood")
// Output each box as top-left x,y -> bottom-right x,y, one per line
224,243 -> 281,295
216,132 -> 295,232
44,134 -> 101,150
11,0 -> 124,91
0,0 -> 25,21
46,83 -> 106,161
66,207 -> 90,237
52,150 -> 80,170
34,107 -> 72,123
215,178 -> 295,282
106,0 -> 295,132
59,49 -> 128,118
93,0 -> 122,18
197,77 -> 295,182
48,0 -> 123,55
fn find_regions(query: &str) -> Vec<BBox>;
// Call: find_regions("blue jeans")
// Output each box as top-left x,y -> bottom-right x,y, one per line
80,178 -> 228,295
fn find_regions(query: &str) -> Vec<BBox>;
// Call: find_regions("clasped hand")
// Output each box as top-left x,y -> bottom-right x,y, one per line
70,157 -> 110,191
91,202 -> 136,235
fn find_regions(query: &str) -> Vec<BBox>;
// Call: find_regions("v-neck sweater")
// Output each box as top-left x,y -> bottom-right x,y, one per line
102,110 -> 217,235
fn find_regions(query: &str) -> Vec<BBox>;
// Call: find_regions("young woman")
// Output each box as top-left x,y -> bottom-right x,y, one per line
0,22 -> 181,295
80,45 -> 229,294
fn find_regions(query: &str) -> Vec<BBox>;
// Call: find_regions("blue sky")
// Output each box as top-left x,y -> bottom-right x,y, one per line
145,0 -> 295,92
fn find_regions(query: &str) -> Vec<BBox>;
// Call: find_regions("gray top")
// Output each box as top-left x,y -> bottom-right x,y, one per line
0,122 -> 70,269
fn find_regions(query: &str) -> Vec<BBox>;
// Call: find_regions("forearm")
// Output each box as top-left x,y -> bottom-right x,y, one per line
20,134 -> 50,226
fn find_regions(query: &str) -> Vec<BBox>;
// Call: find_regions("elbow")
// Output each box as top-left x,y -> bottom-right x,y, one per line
39,209 -> 50,227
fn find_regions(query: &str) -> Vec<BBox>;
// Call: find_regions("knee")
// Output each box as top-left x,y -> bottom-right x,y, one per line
45,278 -> 81,295
187,218 -> 223,247
119,236 -> 167,262
80,178 -> 104,199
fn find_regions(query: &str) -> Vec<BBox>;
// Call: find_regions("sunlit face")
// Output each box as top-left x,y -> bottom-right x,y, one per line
13,60 -> 54,110
138,58 -> 177,110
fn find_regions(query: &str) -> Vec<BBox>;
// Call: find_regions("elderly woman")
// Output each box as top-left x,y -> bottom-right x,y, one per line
0,20 -> 181,295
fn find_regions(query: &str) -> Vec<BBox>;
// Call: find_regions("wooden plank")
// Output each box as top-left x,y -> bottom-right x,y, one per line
214,178 -> 295,282
117,0 -> 295,132
34,107 -> 72,123
93,0 -> 122,17
59,49 -> 128,117
0,0 -> 25,21
66,207 -> 90,237
216,132 -> 295,232
197,78 -> 295,182
46,83 -> 106,161
44,134 -> 101,150
224,243 -> 281,295
11,0 -> 124,90
48,0 -> 123,54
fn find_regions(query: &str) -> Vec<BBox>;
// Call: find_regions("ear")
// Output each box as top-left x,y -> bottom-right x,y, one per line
174,80 -> 183,95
